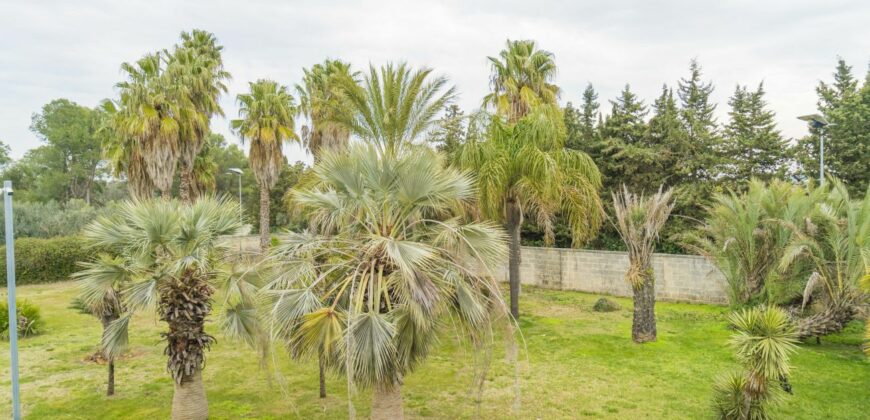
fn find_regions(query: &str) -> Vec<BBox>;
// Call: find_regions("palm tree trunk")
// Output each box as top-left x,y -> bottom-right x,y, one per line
107,361 -> 115,396
171,369 -> 208,420
179,169 -> 193,204
371,382 -> 404,420
259,185 -> 271,252
632,269 -> 657,343
506,199 -> 522,319
318,353 -> 327,398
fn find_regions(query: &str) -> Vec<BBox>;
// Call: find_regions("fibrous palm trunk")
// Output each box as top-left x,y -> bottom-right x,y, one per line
795,302 -> 855,340
506,199 -> 522,320
259,185 -> 271,252
171,369 -> 208,420
632,269 -> 657,343
179,169 -> 193,204
371,382 -> 404,420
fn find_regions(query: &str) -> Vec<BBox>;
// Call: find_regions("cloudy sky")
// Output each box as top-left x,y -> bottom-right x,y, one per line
2,0 -> 868,163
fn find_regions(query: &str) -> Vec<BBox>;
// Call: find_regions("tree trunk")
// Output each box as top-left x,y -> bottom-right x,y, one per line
318,353 -> 327,398
259,185 -> 271,252
179,169 -> 193,204
506,199 -> 522,320
632,269 -> 657,343
171,369 -> 208,420
107,361 -> 115,396
371,382 -> 404,420
101,314 -> 119,396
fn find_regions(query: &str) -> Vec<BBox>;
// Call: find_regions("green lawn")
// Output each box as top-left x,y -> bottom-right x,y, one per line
1,281 -> 868,419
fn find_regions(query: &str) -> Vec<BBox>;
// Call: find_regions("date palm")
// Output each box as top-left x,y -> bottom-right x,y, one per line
612,185 -> 674,343
457,106 -> 604,319
263,144 -> 508,419
79,197 -> 259,420
231,79 -> 299,251
296,59 -> 358,161
483,39 -> 560,123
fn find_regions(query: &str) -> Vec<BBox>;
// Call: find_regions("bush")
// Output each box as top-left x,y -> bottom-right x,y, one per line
0,300 -> 44,339
593,297 -> 621,312
0,236 -> 105,285
0,199 -> 102,238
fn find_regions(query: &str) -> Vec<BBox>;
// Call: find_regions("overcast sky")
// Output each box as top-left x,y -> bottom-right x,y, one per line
2,0 -> 868,163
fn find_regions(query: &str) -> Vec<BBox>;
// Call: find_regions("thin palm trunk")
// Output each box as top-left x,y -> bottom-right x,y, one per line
259,184 -> 271,252
506,199 -> 522,319
371,382 -> 404,420
171,369 -> 208,420
100,314 -> 119,396
318,354 -> 327,398
632,269 -> 657,343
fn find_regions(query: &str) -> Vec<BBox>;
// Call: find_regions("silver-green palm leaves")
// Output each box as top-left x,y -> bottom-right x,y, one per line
458,106 -> 603,318
232,79 -> 299,251
264,144 -> 507,419
612,185 -> 674,343
336,62 -> 456,156
296,59 -> 358,161
78,197 -> 255,420
484,39 -> 560,122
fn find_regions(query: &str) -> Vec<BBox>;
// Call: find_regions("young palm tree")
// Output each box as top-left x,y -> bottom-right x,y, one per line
263,144 -> 508,419
612,185 -> 674,343
79,197 -> 259,420
335,62 -> 455,156
458,106 -> 604,319
296,59 -> 358,161
483,39 -> 560,123
713,306 -> 798,419
232,79 -> 299,251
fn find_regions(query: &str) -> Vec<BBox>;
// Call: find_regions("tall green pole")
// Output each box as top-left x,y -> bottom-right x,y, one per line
5,180 -> 21,420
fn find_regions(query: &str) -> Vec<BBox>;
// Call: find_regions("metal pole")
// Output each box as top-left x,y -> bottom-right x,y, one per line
819,129 -> 825,186
238,174 -> 243,254
4,180 -> 21,420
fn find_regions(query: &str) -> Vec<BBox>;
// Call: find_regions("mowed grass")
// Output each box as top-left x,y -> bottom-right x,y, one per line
1,281 -> 868,419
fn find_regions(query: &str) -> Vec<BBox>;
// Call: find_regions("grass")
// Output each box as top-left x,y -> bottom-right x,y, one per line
1,281 -> 868,419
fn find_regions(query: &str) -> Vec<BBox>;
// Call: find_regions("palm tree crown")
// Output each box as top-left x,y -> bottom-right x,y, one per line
484,39 -> 560,122
296,59 -> 359,160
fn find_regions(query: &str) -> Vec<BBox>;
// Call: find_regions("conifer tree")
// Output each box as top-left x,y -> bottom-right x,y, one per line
676,59 -> 720,183
427,104 -> 466,159
599,84 -> 651,192
722,83 -> 789,186
580,83 -> 600,142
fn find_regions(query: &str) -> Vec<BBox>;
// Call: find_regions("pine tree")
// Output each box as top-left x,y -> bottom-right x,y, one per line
563,101 -> 583,150
646,85 -> 685,188
599,84 -> 651,192
580,83 -> 600,142
427,104 -> 466,159
677,59 -> 720,183
722,83 -> 789,186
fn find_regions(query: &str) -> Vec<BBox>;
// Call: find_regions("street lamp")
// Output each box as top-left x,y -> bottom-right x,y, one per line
226,168 -> 244,252
797,114 -> 829,186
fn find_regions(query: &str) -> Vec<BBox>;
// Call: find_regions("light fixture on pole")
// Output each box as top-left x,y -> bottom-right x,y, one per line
797,114 -> 829,186
226,168 -> 244,253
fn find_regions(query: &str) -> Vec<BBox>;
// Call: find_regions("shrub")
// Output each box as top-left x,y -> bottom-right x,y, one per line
0,236 -> 105,285
0,300 -> 44,339
0,199 -> 102,239
593,297 -> 621,312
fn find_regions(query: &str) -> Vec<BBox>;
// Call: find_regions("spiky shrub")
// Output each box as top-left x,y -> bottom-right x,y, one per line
263,145 -> 508,420
713,306 -> 798,419
0,300 -> 43,339
80,197 -> 258,420
612,185 -> 674,343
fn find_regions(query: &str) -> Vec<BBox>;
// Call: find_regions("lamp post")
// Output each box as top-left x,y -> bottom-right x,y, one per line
4,180 -> 21,420
227,168 -> 244,253
797,114 -> 829,186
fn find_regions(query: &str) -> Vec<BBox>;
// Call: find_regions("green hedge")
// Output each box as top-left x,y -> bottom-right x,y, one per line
0,236 -> 104,285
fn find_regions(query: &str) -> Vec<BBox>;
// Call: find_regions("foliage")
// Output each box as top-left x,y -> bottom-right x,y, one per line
426,104 -> 467,159
0,199 -> 101,238
296,59 -> 358,160
712,306 -> 797,420
0,300 -> 44,339
484,39 -> 559,122
0,236 -> 107,285
592,297 -> 620,312
612,186 -> 674,288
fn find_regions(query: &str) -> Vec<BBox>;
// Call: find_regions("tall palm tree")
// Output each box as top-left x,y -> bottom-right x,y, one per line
296,59 -> 358,161
335,62 -> 455,156
97,99 -> 154,199
458,106 -> 604,319
264,144 -> 508,419
612,185 -> 674,343
232,79 -> 299,252
483,39 -> 560,123
79,197 -> 259,420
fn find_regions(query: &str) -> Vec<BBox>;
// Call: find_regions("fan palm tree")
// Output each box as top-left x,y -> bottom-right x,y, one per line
231,79 -> 299,252
712,306 -> 798,419
612,185 -> 674,343
483,39 -> 560,123
334,62 -> 455,157
263,144 -> 508,419
779,179 -> 869,339
79,197 -> 259,420
97,99 -> 154,199
296,59 -> 358,161
457,106 -> 604,319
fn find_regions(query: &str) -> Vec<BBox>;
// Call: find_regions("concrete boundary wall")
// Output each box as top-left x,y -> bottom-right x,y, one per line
224,235 -> 728,305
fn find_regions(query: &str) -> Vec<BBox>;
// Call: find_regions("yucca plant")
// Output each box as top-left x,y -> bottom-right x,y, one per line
263,144 -> 508,419
79,197 -> 260,420
612,185 -> 674,343
713,306 -> 798,420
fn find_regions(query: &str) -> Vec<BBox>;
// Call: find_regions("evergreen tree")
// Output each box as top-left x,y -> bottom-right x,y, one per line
427,104 -> 466,159
580,83 -> 600,143
646,85 -> 685,187
565,83 -> 600,154
599,84 -> 651,192
676,59 -> 720,183
563,101 -> 583,150
722,83 -> 789,186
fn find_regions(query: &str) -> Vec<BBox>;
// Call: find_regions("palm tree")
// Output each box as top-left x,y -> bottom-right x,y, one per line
335,62 -> 455,156
612,185 -> 674,343
97,99 -> 154,199
263,144 -> 508,419
713,306 -> 798,419
779,179 -> 869,339
231,79 -> 299,252
80,197 -> 259,420
483,39 -> 560,123
458,106 -> 604,319
296,59 -> 358,161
